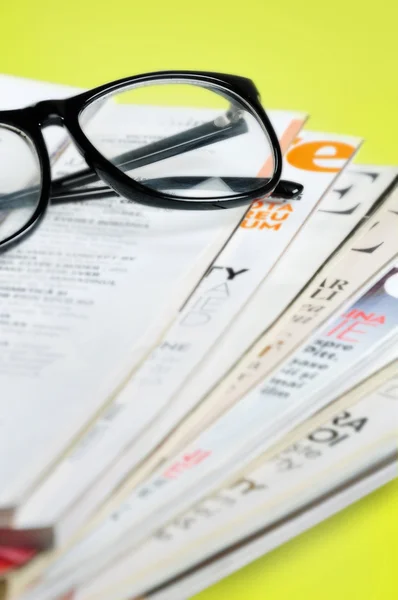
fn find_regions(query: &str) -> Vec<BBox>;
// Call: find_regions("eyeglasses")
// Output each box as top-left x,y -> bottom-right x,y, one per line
0,70 -> 303,252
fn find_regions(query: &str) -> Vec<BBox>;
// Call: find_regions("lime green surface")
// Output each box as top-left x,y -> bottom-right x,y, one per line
1,1 -> 397,598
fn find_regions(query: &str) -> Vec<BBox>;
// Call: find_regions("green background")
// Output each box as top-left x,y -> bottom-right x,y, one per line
1,0 -> 397,598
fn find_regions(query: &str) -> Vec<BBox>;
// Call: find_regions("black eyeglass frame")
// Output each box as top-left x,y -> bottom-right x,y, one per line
0,70 -> 286,252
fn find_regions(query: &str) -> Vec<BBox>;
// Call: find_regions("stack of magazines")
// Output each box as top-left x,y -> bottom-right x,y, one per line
0,74 -> 397,600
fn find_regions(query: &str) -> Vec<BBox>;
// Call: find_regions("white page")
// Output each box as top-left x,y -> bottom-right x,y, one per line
0,74 -> 78,109
15,132 -> 361,536
0,77 -> 305,511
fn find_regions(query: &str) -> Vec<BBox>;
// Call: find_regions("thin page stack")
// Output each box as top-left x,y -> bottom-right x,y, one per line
0,75 -> 396,600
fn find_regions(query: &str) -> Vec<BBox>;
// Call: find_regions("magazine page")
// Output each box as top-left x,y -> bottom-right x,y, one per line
0,89 -> 305,517
0,74 -> 79,109
13,132 -> 361,541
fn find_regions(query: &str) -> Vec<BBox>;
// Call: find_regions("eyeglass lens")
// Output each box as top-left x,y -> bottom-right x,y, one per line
0,124 -> 42,244
78,81 -> 275,200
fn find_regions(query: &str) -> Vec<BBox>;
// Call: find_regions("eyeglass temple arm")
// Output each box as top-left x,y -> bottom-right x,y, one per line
0,176 -> 301,215
51,111 -> 248,193
51,177 -> 303,203
0,113 -> 248,208
0,112 -> 301,209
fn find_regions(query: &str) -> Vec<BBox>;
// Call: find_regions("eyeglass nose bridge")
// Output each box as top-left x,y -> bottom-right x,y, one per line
32,99 -> 68,128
